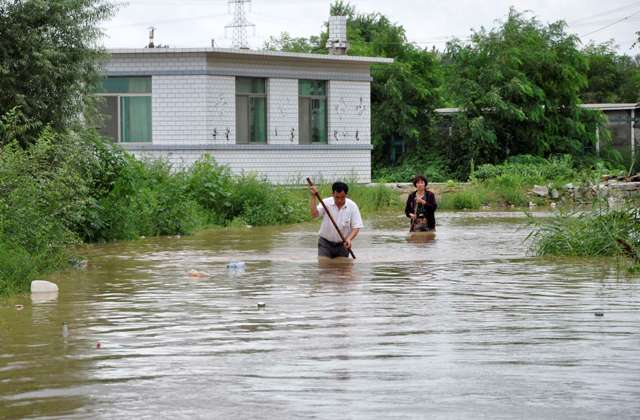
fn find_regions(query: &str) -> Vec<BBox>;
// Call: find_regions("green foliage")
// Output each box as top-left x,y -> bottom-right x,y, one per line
185,155 -> 235,224
473,154 -> 576,185
263,32 -> 323,53
581,42 -> 640,103
441,9 -> 603,178
528,206 -> 640,264
0,129 -> 87,296
0,0 -> 115,146
373,154 -> 451,182
228,174 -> 308,226
439,189 -> 484,210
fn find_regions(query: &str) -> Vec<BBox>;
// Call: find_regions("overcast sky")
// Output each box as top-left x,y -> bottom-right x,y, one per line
102,0 -> 640,54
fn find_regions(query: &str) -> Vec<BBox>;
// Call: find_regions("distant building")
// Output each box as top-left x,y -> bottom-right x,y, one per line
96,48 -> 392,184
435,104 -> 639,161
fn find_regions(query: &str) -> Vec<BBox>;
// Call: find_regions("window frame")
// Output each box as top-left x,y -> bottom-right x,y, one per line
96,76 -> 152,143
235,77 -> 268,144
298,79 -> 328,144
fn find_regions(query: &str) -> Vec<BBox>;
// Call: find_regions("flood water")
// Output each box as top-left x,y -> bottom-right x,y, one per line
1,211 -> 639,419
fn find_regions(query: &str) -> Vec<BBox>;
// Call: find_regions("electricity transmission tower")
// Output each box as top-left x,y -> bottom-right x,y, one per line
225,0 -> 255,49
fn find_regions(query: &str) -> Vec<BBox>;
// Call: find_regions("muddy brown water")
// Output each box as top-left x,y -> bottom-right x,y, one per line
1,211 -> 639,419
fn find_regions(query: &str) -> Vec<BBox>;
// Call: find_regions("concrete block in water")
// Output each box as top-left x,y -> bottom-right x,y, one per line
31,280 -> 59,293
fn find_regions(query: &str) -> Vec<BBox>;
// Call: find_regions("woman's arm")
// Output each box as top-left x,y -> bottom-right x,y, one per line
405,193 -> 415,218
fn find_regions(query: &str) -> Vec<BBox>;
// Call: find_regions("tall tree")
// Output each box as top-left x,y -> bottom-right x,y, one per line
0,0 -> 114,146
581,41 -> 640,103
443,8 -> 601,177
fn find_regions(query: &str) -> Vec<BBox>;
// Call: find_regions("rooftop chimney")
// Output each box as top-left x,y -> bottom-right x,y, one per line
327,16 -> 348,55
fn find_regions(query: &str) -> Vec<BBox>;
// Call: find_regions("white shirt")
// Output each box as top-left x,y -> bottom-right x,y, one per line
317,197 -> 364,243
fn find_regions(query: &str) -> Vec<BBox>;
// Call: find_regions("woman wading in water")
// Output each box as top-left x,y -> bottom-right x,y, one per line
405,175 -> 437,232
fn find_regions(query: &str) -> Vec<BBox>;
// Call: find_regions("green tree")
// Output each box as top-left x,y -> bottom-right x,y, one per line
0,0 -> 114,147
443,8 -> 601,177
263,32 -> 324,54
581,41 -> 640,103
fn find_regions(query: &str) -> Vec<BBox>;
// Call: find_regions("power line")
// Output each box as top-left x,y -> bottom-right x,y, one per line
568,0 -> 640,25
581,9 -> 640,37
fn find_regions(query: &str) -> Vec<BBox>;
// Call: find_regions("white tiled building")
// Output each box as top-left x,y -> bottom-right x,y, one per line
98,48 -> 392,184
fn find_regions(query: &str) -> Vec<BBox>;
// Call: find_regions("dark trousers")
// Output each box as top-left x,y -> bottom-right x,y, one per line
318,236 -> 349,258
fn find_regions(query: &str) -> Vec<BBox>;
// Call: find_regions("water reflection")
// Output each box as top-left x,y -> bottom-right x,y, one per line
1,211 -> 639,418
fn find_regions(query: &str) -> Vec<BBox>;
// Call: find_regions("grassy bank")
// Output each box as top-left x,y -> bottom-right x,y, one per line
0,130 -> 400,297
436,155 -> 624,210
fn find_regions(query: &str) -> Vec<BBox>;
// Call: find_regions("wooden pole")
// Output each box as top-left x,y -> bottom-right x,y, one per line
306,177 -> 356,259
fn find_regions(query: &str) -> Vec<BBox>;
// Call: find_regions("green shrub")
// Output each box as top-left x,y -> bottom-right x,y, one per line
439,189 -> 484,210
373,155 -> 451,183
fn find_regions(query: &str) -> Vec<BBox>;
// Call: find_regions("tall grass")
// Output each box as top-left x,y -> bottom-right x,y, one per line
527,205 -> 640,264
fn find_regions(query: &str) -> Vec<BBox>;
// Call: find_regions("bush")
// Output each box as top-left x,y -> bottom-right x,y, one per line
439,189 -> 484,210
373,154 -> 451,183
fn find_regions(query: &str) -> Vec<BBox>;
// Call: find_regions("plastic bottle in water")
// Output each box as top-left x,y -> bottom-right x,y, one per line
227,261 -> 246,270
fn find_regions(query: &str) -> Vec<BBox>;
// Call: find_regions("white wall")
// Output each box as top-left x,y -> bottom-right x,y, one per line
267,78 -> 299,144
206,76 -> 236,144
152,75 -> 208,144
127,148 -> 372,184
328,81 -> 371,145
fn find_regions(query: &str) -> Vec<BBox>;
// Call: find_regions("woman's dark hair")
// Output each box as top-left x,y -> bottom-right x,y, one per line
412,175 -> 428,187
332,181 -> 349,194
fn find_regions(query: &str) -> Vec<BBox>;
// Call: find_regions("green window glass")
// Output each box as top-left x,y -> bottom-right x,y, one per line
121,96 -> 152,142
236,77 -> 267,143
236,77 -> 266,95
299,80 -> 326,97
299,80 -> 327,144
96,77 -> 152,143
101,77 -> 151,94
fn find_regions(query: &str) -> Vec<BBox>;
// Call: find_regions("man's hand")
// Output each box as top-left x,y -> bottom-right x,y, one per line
416,196 -> 425,205
344,238 -> 352,250
409,213 -> 417,220
309,185 -> 318,196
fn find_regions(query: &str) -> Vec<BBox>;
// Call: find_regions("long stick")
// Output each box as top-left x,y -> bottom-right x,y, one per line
306,177 -> 356,259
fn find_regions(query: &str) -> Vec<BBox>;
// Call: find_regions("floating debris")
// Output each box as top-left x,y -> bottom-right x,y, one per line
595,312 -> 604,317
188,270 -> 209,279
257,302 -> 266,309
62,322 -> 69,338
227,261 -> 246,269
96,341 -> 101,349
15,304 -> 24,311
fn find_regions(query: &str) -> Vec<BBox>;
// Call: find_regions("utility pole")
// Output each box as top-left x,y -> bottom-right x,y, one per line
225,0 -> 255,49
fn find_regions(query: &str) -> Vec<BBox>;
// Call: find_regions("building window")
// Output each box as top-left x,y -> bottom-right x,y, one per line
299,80 -> 327,144
96,77 -> 152,143
236,77 -> 267,144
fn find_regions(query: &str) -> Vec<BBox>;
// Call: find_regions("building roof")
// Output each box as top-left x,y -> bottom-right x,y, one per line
434,107 -> 461,114
107,47 -> 394,64
580,103 -> 639,111
435,104 -> 640,114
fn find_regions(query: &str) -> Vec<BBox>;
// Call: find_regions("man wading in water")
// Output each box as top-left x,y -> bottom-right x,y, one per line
309,181 -> 363,259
